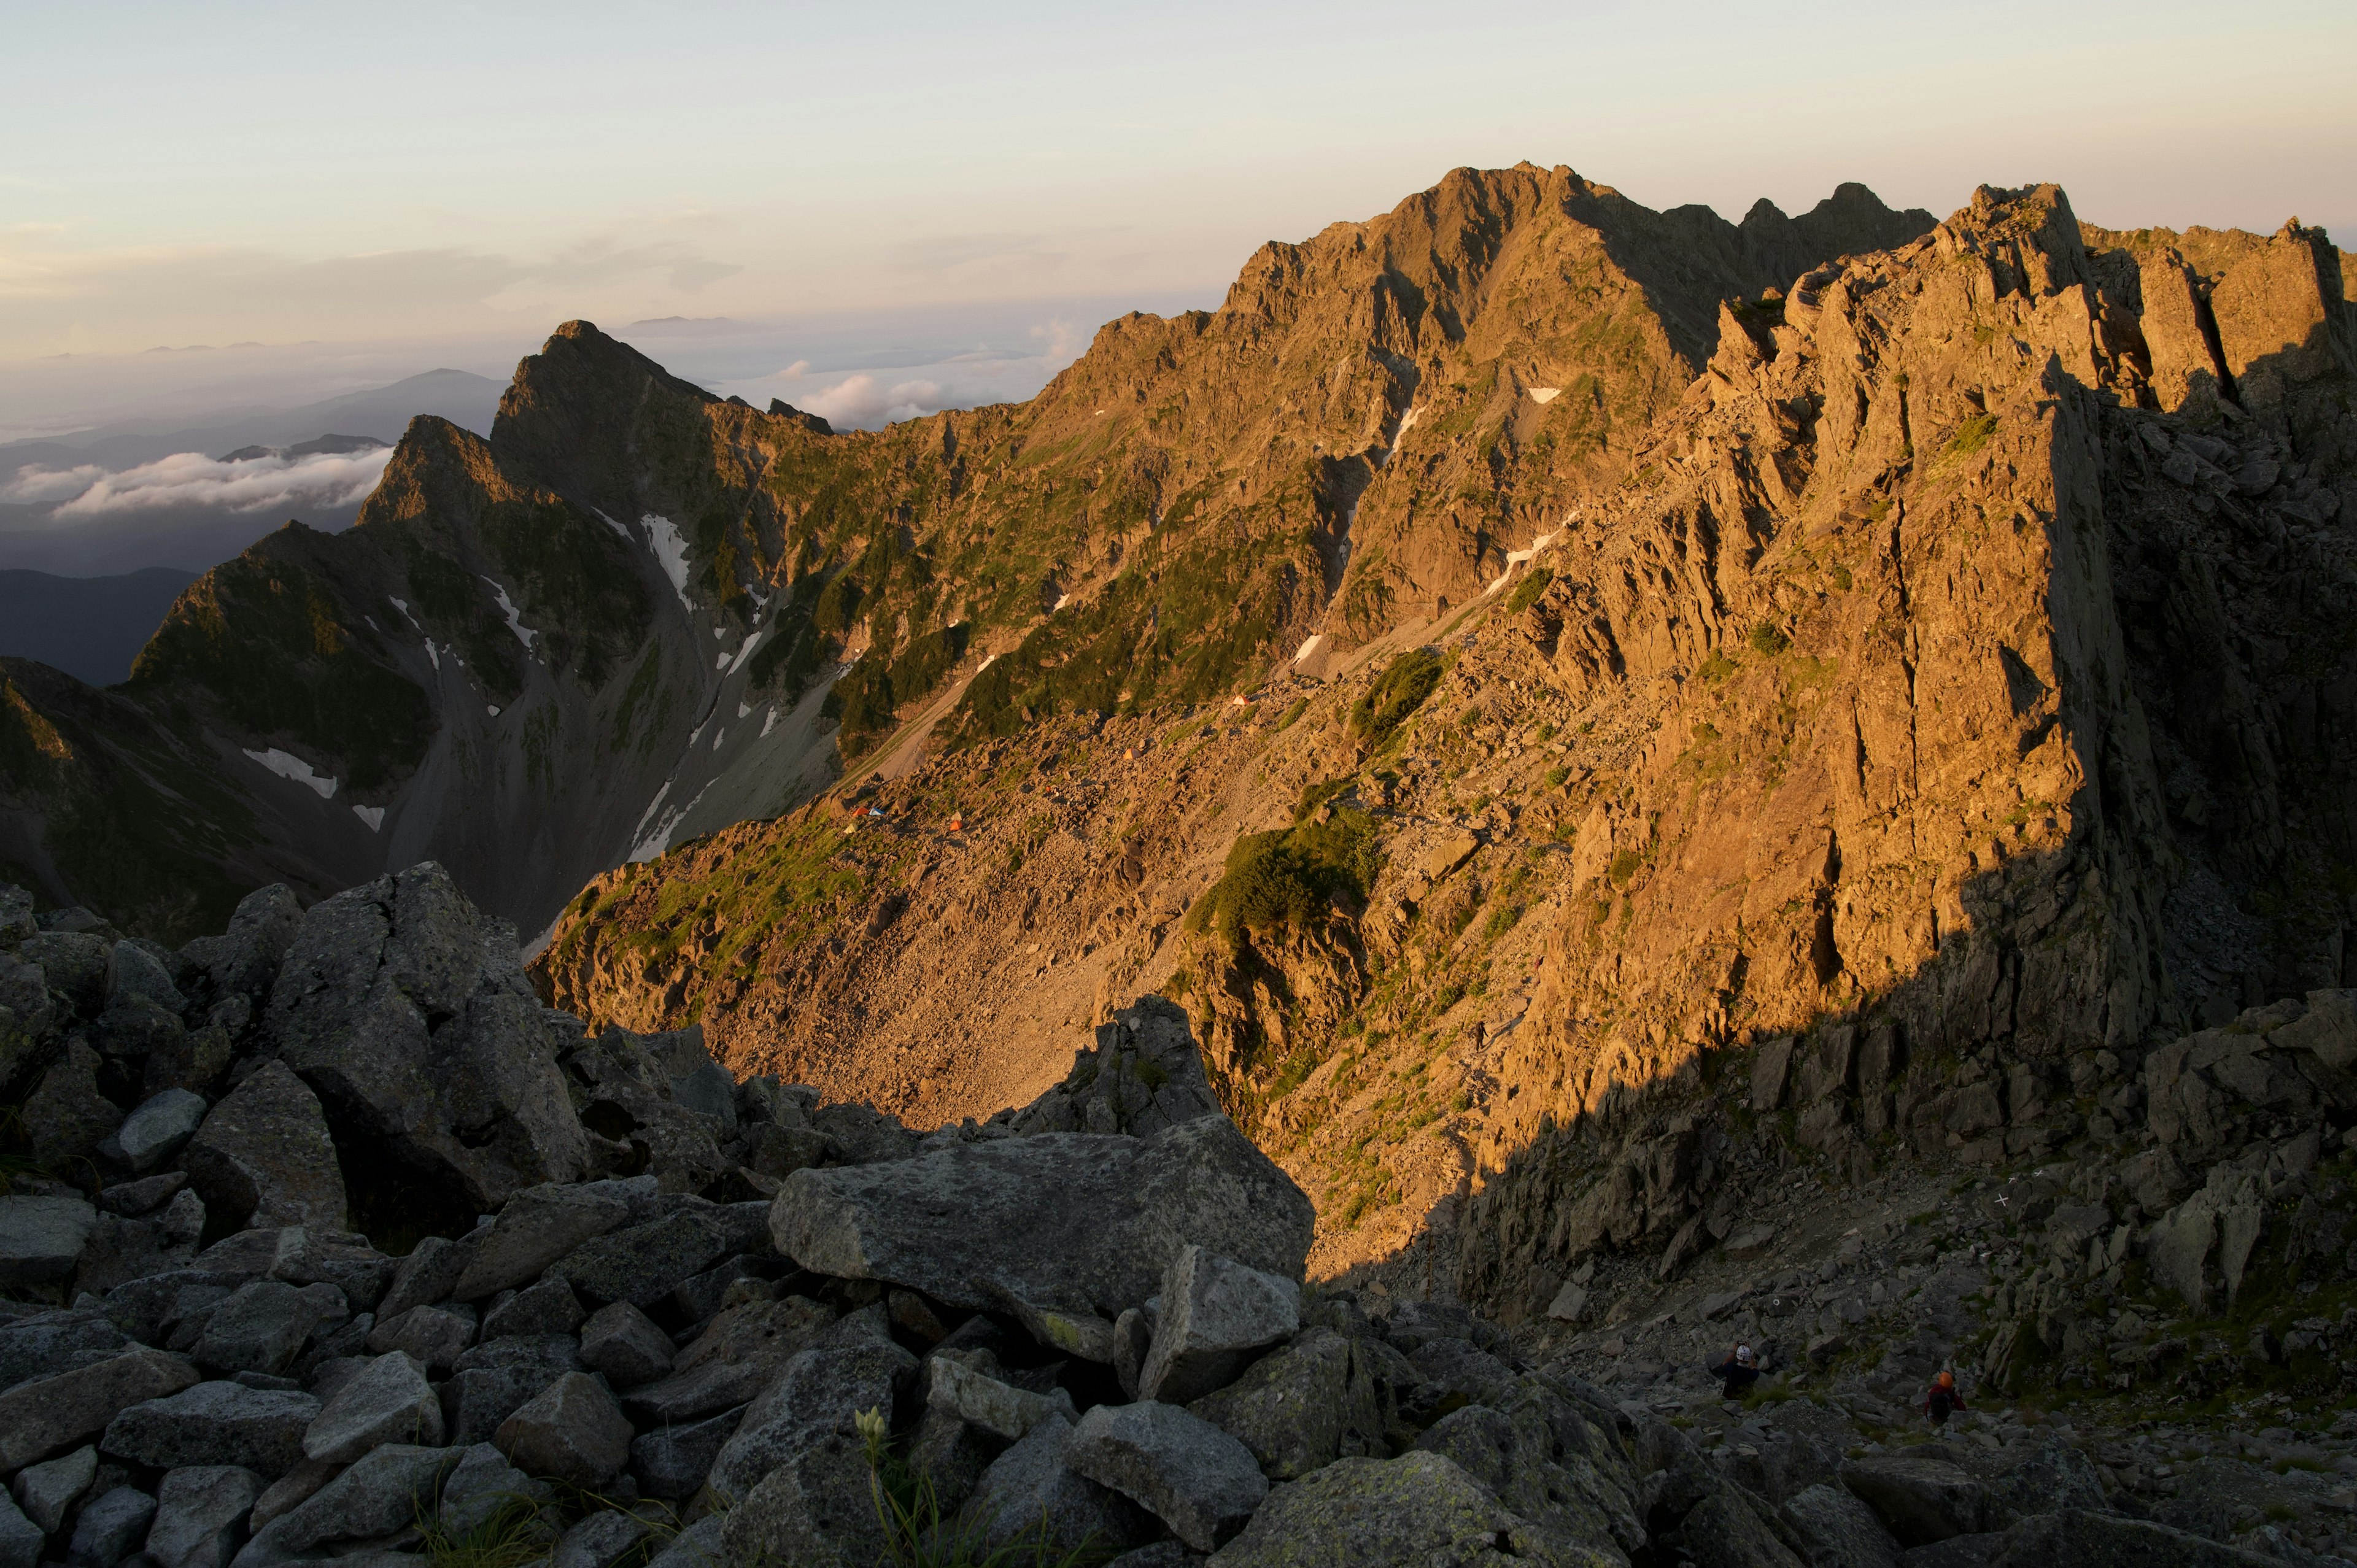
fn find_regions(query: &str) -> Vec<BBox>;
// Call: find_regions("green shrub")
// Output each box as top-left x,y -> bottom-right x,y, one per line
1186,808 -> 1381,949
1944,414 -> 2000,461
1747,624 -> 1790,657
1503,565 -> 1554,614
1350,648 -> 1444,748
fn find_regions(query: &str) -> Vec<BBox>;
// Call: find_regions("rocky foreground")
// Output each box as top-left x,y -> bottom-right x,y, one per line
2,870 -> 2354,1568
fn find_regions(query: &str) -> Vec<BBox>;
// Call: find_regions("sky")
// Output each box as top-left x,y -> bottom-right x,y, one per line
2,0 -> 2352,438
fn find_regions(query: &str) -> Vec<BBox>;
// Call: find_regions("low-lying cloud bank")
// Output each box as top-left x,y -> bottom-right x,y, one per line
0,444 -> 395,519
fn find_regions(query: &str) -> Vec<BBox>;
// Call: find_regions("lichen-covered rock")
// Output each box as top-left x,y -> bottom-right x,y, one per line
144,1465 -> 263,1568
22,1041 -> 123,1171
1839,1454 -> 1987,1548
0,1346 -> 202,1470
775,1113 -> 1314,1318
0,1194 -> 98,1288
181,1062 -> 349,1232
1779,1484 -> 1900,1568
1188,1327 -> 1383,1480
494,1370 -> 632,1487
1139,1245 -> 1300,1404
1068,1400 -> 1269,1551
103,1380 -> 319,1476
452,1180 -> 638,1300
263,862 -> 587,1209
958,1413 -> 1153,1557
304,1351 -> 443,1462
233,1443 -> 458,1566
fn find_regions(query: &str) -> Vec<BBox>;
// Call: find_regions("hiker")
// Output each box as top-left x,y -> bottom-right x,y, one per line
1709,1342 -> 1760,1399
1923,1369 -> 1967,1434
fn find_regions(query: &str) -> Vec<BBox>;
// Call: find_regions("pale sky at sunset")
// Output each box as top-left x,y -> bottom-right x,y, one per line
3,0 -> 2350,431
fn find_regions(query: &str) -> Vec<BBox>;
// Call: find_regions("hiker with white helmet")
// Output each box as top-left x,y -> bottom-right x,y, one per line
1710,1342 -> 1760,1399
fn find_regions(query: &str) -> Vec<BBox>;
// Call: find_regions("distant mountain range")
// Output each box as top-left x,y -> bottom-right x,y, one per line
0,369 -> 505,575
0,566 -> 199,685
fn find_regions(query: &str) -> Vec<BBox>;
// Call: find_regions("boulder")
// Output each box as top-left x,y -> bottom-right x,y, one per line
452,1181 -> 638,1300
1840,1454 -> 1987,1547
233,1443 -> 457,1566
0,1306 -> 131,1394
1411,1394 -> 1644,1559
12,1445 -> 98,1533
192,1280 -> 340,1376
1983,1438 -> 2107,1526
1138,1245 -> 1300,1404
705,1315 -> 917,1504
494,1371 -> 633,1487
551,1509 -> 648,1568
580,1300 -> 676,1386
926,1353 -> 1077,1441
1008,997 -> 1226,1137
0,1490 -> 38,1568
1188,1327 -> 1383,1480
0,1346 -> 201,1469
74,1191 -> 206,1297
630,1405 -> 746,1499
103,1381 -> 319,1476
144,1466 -> 263,1568
644,1515 -> 723,1568
775,1113 -> 1313,1318
365,1303 -> 476,1373
1067,1400 -> 1268,1551
303,1351 -> 443,1462
1781,1482 -> 1902,1568
958,1413 -> 1153,1557
377,1233 -> 472,1319
273,1232 -> 395,1311
108,940 -> 185,1014
550,1209 -> 738,1309
478,1277 -> 585,1340
97,1172 -> 189,1218
23,1042 -> 123,1171
1987,1508 -> 2281,1567
262,862 -> 588,1209
106,1089 -> 207,1173
442,1334 -> 582,1446
621,1295 -> 835,1423
244,1459 -> 338,1533
68,1485 -> 156,1568
1209,1449 -> 1574,1566
17,931 -> 106,1016
180,886 -> 303,1004
716,1427 -> 882,1568
180,1063 -> 349,1232
435,1442 -> 551,1537
0,1194 -> 98,1287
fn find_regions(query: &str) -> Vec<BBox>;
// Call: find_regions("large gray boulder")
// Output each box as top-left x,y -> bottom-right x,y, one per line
1008,996 -> 1225,1136
69,1485 -> 157,1568
104,1089 -> 207,1173
1138,1245 -> 1300,1404
1987,1508 -> 2281,1567
233,1443 -> 457,1567
452,1182 -> 637,1300
11,1446 -> 97,1534
630,1407 -> 745,1499
958,1413 -> 1153,1557
180,885 -> 303,1004
0,1194 -> 98,1287
1207,1450 -> 1578,1567
621,1295 -> 835,1424
1840,1454 -> 1987,1547
263,862 -> 587,1209
0,1346 -> 201,1470
494,1371 -> 633,1487
191,1280 -> 341,1376
303,1351 -> 443,1462
774,1113 -> 1314,1318
1068,1400 -> 1269,1551
0,1307 -> 130,1394
144,1466 -> 263,1568
705,1313 -> 916,1504
1411,1393 -> 1645,1561
180,1062 -> 349,1232
1188,1327 -> 1384,1480
1781,1483 -> 1902,1568
0,1489 -> 41,1568
103,1381 -> 319,1476
443,1334 -> 582,1446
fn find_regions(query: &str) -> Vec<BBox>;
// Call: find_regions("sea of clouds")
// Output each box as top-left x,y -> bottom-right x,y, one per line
0,444 -> 395,520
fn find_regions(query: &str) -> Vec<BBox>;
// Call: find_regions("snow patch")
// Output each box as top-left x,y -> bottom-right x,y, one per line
481,577 -> 536,650
1484,531 -> 1560,596
487,705 -> 501,717
640,514 -> 694,609
712,728 -> 726,750
1051,593 -> 1071,611
422,640 -> 439,670
724,630 -> 765,676
352,805 -> 384,832
1396,405 -> 1422,438
1528,387 -> 1561,404
629,779 -> 711,863
592,508 -> 632,541
713,627 -> 727,640
243,747 -> 338,799
714,650 -> 729,670
737,701 -> 754,720
760,705 -> 780,738
1294,633 -> 1329,665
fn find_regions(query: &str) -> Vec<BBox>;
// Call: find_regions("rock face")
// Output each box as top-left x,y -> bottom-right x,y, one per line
265,863 -> 587,1208
773,1114 -> 1314,1317
180,1064 -> 347,1232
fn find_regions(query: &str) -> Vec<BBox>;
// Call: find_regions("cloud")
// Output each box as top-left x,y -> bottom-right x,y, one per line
794,374 -> 950,428
3,445 -> 394,519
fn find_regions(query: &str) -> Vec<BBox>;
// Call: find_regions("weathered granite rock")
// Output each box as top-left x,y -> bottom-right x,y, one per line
580,1300 -> 675,1386
192,1280 -> 339,1376
11,1445 -> 97,1534
0,1306 -> 131,1394
1068,1400 -> 1269,1551
304,1351 -> 443,1462
97,1172 -> 189,1218
106,1089 -> 207,1173
621,1295 -> 834,1423
68,1485 -> 156,1568
144,1466 -> 262,1568
775,1113 -> 1314,1318
705,1313 -> 917,1504
1138,1245 -> 1300,1404
1987,1507 -> 2281,1567
435,1442 -> 552,1538
1189,1327 -> 1384,1480
478,1277 -> 584,1340
716,1426 -> 882,1568
1840,1454 -> 1987,1547
0,1489 -> 42,1568
630,1405 -> 745,1499
180,886 -> 303,1005
365,1303 -> 476,1373
74,1190 -> 206,1297
443,1334 -> 582,1446
452,1182 -> 637,1300
273,1232 -> 394,1312
233,1443 -> 457,1566
181,1063 -> 349,1232
642,1515 -> 723,1568
0,1346 -> 202,1469
494,1371 -> 632,1487
23,1042 -> 123,1171
1008,998 -> 1226,1137
959,1413 -> 1153,1557
17,931 -> 106,1016
552,1509 -> 648,1568
103,1381 -> 319,1476
1208,1450 -> 1572,1566
0,1194 -> 98,1287
244,1459 -> 338,1533
927,1353 -> 1077,1441
1411,1392 -> 1645,1560
1781,1483 -> 1901,1568
263,863 -> 588,1209
1983,1438 -> 2107,1527
551,1209 -> 736,1309
109,940 -> 185,1015
377,1234 -> 471,1320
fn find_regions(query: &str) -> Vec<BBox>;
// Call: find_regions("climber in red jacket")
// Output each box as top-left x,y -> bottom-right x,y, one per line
1924,1369 -> 1967,1433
